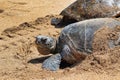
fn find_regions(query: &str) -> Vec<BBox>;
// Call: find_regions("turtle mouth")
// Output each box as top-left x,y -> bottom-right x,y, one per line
35,43 -> 52,55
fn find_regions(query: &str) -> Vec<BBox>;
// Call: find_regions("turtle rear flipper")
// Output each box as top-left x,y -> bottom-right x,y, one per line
42,54 -> 61,71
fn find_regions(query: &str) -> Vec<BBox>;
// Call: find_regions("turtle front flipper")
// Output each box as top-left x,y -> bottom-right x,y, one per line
42,53 -> 61,71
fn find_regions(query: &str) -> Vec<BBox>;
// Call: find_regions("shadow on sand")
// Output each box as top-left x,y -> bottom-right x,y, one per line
28,55 -> 51,64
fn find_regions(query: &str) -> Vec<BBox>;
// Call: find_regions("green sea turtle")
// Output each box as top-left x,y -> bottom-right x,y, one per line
51,0 -> 120,25
35,18 -> 120,71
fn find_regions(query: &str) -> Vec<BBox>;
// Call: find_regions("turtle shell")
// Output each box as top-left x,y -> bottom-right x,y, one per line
60,0 -> 120,21
58,18 -> 120,63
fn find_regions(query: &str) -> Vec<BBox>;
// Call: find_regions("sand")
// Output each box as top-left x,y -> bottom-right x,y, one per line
0,0 -> 120,80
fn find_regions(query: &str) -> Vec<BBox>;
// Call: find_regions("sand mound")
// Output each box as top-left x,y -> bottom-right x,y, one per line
75,26 -> 120,74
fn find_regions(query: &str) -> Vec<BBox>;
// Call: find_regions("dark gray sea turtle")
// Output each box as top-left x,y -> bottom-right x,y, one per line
35,18 -> 120,71
52,0 -> 120,25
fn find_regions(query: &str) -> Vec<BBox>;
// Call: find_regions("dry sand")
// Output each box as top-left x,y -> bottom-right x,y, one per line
0,0 -> 74,33
0,0 -> 120,80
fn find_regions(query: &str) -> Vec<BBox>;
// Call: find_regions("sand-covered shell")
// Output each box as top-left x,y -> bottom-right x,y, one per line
58,18 -> 120,63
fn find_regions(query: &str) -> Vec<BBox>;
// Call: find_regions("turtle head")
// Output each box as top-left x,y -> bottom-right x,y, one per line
35,35 -> 57,55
